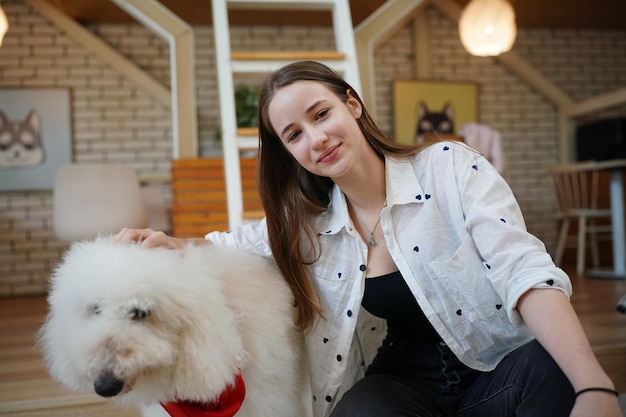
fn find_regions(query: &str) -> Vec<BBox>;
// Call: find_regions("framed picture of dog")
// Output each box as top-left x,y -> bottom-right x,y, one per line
392,80 -> 478,145
0,88 -> 72,191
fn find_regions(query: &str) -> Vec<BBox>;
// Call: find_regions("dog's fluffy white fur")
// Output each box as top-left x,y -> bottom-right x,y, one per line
38,237 -> 311,416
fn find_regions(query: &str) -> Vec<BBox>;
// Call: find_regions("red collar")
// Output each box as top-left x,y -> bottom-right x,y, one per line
161,374 -> 245,417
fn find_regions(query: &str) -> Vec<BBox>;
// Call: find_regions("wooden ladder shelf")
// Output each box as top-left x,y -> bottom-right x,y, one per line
211,0 -> 361,229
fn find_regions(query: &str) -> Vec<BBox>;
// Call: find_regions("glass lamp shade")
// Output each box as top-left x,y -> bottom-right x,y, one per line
0,5 -> 8,47
459,0 -> 517,57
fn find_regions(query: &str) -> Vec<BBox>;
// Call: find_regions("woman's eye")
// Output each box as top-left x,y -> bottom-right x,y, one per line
287,131 -> 301,143
316,109 -> 329,120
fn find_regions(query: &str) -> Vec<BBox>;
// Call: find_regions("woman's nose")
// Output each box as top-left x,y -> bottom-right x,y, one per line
307,125 -> 328,149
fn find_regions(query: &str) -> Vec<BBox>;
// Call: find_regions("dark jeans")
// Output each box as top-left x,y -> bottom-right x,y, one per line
330,338 -> 575,417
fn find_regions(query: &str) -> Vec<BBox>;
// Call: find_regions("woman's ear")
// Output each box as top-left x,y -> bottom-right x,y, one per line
346,89 -> 362,119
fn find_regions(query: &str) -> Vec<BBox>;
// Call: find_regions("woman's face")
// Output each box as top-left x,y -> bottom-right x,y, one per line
267,81 -> 365,180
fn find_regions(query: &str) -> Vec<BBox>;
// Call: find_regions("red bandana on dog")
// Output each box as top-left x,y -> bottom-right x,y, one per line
161,374 -> 246,417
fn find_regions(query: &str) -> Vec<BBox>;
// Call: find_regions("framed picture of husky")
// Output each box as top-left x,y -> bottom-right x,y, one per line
392,80 -> 478,145
0,88 -> 72,191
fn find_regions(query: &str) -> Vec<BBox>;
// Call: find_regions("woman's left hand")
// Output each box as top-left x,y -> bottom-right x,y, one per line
112,227 -> 190,249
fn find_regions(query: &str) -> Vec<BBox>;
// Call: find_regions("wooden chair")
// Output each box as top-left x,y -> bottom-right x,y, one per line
545,161 -> 613,275
171,157 -> 263,238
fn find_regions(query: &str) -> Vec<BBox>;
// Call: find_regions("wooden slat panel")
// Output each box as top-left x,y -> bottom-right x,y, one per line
172,170 -> 225,180
171,157 -> 264,238
173,191 -> 228,201
243,209 -> 266,220
172,205 -> 228,214
237,127 -> 258,136
174,224 -> 229,236
172,180 -> 227,191
171,158 -> 223,168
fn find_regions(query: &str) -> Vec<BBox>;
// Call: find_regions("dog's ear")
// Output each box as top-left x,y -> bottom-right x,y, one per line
168,289 -> 247,402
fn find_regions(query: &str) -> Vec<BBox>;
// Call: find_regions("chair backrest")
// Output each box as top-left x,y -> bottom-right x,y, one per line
545,161 -> 609,215
53,164 -> 147,242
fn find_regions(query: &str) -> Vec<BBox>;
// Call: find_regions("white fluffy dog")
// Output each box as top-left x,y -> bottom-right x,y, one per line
38,237 -> 311,417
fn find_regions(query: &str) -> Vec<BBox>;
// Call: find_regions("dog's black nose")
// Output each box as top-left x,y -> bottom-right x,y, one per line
94,371 -> 124,397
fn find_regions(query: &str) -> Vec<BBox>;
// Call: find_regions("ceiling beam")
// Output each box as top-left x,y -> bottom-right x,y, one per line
110,0 -> 198,159
563,87 -> 626,118
413,11 -> 431,78
355,0 -> 430,118
25,0 -> 170,107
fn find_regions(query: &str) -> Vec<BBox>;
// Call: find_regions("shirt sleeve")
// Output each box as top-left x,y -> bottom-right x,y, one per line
451,144 -> 572,324
204,217 -> 273,258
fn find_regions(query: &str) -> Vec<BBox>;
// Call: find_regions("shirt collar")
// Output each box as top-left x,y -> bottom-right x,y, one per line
317,185 -> 350,236
385,155 -> 424,205
317,155 -> 424,236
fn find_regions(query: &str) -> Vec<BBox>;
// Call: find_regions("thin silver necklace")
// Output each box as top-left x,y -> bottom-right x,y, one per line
354,199 -> 386,247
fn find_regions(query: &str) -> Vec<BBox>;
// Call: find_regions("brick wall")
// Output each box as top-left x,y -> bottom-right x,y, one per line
0,0 -> 624,295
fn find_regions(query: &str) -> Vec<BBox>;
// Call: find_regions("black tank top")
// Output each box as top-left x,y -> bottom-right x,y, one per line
361,271 -> 441,343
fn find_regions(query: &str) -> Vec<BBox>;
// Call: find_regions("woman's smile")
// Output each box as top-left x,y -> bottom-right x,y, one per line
317,144 -> 341,163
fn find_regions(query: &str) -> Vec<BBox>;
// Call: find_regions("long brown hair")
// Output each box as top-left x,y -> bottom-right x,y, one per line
257,61 -> 422,331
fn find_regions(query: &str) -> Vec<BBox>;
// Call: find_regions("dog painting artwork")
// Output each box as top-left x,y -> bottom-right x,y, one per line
0,110 -> 45,168
414,101 -> 455,144
392,80 -> 478,146
38,237 -> 312,417
0,88 -> 71,192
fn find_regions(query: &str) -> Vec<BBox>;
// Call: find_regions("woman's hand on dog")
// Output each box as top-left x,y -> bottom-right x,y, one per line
113,228 -> 211,249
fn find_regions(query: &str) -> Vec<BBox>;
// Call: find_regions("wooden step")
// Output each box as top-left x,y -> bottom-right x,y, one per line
231,51 -> 345,60
226,0 -> 337,11
230,53 -> 348,73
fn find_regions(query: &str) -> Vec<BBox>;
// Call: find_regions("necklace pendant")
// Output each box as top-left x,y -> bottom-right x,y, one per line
368,234 -> 375,246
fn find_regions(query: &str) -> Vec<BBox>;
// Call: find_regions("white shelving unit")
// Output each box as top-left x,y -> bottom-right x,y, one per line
211,0 -> 361,229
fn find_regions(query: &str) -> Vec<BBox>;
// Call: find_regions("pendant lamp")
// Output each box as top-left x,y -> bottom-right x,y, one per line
0,4 -> 8,47
459,0 -> 517,57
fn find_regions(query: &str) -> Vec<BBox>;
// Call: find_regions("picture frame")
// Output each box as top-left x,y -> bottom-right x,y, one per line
392,80 -> 478,145
0,88 -> 72,192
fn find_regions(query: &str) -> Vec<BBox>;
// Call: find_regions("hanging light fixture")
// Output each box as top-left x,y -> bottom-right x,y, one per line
458,0 -> 517,57
0,3 -> 8,47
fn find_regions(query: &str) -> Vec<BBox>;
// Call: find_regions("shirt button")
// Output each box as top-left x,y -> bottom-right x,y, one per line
359,264 -> 366,271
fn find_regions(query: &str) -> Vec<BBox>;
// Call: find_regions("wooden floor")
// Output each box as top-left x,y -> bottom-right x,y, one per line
0,266 -> 624,416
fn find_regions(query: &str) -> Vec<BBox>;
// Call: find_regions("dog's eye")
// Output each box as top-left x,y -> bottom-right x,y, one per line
130,307 -> 150,321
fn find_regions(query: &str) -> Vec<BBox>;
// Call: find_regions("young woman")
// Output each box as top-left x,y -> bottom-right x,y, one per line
115,61 -> 621,417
